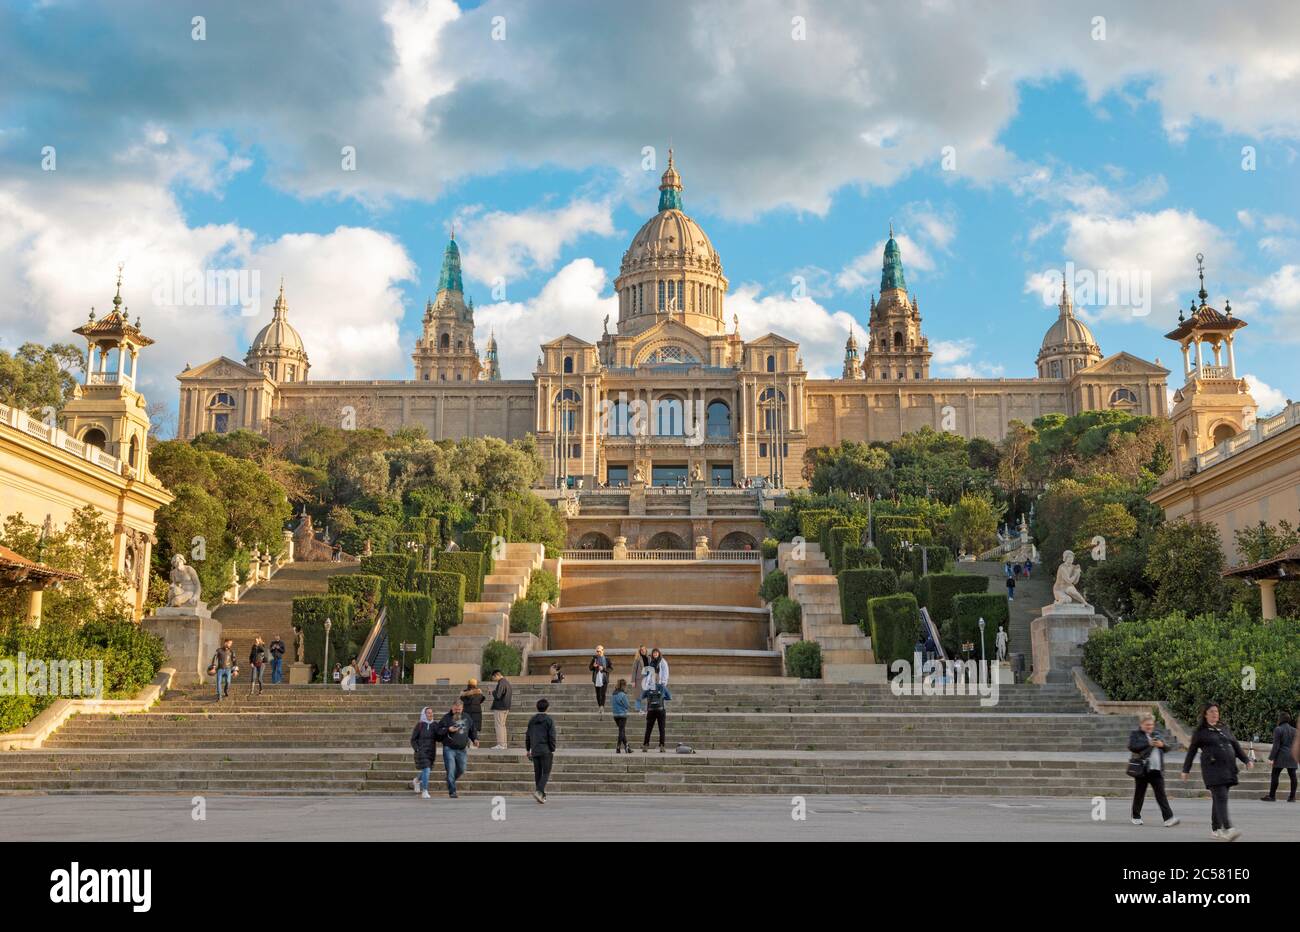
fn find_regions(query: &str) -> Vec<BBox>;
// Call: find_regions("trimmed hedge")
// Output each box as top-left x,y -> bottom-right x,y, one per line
414,570 -> 465,633
761,537 -> 779,560
917,572 -> 989,624
827,525 -> 860,573
292,594 -> 355,680
950,592 -> 1010,661
359,553 -> 414,596
485,507 -> 512,541
509,599 -> 543,635
785,641 -> 822,679
880,526 -> 932,571
482,639 -> 521,677
909,544 -> 952,578
384,590 -> 436,666
839,567 -> 899,632
760,569 -> 789,603
391,531 -> 426,553
525,568 -> 559,604
868,593 -> 923,671
437,551 -> 484,602
327,574 -> 383,625
798,509 -> 837,545
771,595 -> 802,635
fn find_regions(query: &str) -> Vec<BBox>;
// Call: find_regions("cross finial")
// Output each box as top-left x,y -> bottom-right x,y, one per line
1196,252 -> 1207,306
113,263 -> 124,310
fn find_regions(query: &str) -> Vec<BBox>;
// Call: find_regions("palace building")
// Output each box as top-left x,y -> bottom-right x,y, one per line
176,153 -> 1169,489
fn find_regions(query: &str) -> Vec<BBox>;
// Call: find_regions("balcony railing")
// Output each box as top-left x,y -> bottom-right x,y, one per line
1191,365 -> 1231,380
560,548 -> 761,562
87,371 -> 124,385
1194,401 -> 1300,472
0,401 -> 122,475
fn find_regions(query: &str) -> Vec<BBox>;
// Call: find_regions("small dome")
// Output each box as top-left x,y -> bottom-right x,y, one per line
622,209 -> 719,269
1039,313 -> 1097,353
250,286 -> 306,354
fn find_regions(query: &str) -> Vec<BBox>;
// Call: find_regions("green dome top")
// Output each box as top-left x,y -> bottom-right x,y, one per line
437,236 -> 463,294
880,229 -> 907,293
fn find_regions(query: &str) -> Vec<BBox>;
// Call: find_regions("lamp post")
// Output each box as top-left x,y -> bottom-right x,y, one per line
978,617 -> 986,664
322,617 -> 332,684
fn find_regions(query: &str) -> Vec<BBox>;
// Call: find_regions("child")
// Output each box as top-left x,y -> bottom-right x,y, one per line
611,679 -> 631,753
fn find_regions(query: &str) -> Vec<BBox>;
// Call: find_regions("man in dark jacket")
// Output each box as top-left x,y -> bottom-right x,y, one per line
434,699 -> 478,798
525,698 -> 557,803
489,670 -> 512,750
209,639 -> 239,701
1261,711 -> 1298,801
410,707 -> 439,799
268,635 -> 286,684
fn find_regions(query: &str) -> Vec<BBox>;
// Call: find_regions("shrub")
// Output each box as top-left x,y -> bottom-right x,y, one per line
391,532 -> 426,553
486,507 -> 512,541
785,641 -> 822,679
463,529 -> 495,556
771,596 -> 802,635
327,574 -> 383,625
868,593 -> 922,671
909,544 -> 952,578
384,591 -> 436,665
525,568 -> 559,604
437,551 -> 484,602
879,526 -> 932,571
827,525 -> 859,573
950,593 -> 1010,660
839,568 -> 899,631
482,639 -> 521,678
761,537 -> 779,560
859,545 -> 883,567
917,573 -> 988,624
798,509 -> 837,545
358,553 -> 413,597
509,599 -> 543,635
760,569 -> 789,603
413,570 -> 465,633
292,595 -> 355,679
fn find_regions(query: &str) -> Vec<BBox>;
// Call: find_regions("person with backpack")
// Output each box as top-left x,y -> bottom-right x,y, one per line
434,698 -> 478,798
611,679 -> 631,753
1126,713 -> 1179,827
489,670 -> 512,750
1260,711 -> 1298,802
641,666 -> 667,752
1181,702 -> 1254,840
409,707 -> 439,800
268,635 -> 286,684
525,698 -> 557,803
208,639 -> 239,701
459,678 -> 487,737
247,637 -> 269,696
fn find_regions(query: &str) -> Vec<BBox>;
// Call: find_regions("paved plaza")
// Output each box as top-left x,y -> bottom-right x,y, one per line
2,793 -> 1294,843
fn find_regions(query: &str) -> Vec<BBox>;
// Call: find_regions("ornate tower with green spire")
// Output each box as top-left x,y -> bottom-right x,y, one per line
482,329 -> 502,381
841,324 -> 861,379
863,224 -> 931,380
413,232 -> 481,382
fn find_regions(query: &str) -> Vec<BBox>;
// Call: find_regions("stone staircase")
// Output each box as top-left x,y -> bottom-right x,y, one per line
214,562 -> 357,664
0,682 -> 1274,798
968,561 -> 1053,660
779,542 -> 874,682
426,543 -> 544,677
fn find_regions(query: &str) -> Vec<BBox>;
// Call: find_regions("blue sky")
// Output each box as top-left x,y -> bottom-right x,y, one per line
2,0 -> 1298,433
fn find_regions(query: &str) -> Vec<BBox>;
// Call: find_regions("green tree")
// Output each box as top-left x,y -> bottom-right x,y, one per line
808,441 -> 892,495
0,341 -> 83,415
946,493 -> 1004,555
1144,521 -> 1231,618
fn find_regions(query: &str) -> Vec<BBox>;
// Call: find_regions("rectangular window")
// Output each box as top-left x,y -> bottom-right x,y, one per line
710,464 -> 734,487
758,442 -> 767,458
651,465 -> 688,486
658,280 -> 665,311
606,465 -> 629,486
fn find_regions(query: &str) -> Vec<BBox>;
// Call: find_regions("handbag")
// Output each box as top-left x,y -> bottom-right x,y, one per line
1125,757 -> 1146,778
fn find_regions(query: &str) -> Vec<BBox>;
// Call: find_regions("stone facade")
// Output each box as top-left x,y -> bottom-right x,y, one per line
177,155 -> 1168,488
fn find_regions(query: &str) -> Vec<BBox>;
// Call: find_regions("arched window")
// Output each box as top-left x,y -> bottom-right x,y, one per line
654,396 -> 684,436
440,333 -> 450,350
893,331 -> 903,350
1212,422 -> 1237,445
1109,387 -> 1139,406
706,400 -> 731,438
645,345 -> 699,365
766,354 -> 776,373
563,355 -> 574,374
82,428 -> 107,450
209,392 -> 235,408
658,280 -> 666,311
759,388 -> 786,430
1049,360 -> 1062,379
604,399 -> 631,436
456,340 -> 464,353
555,389 -> 580,433
128,434 -> 139,468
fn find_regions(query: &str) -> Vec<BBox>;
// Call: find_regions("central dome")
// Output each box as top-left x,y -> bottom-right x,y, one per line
613,151 -> 729,338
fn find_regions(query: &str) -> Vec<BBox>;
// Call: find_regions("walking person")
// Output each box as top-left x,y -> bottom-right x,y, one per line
248,637 -> 268,696
611,679 -> 631,753
1260,711 -> 1298,802
641,667 -> 667,752
434,699 -> 479,798
331,662 -> 342,684
409,707 -> 438,800
460,678 -> 487,737
1127,713 -> 1179,827
632,645 -> 650,712
525,698 -> 557,803
1181,702 -> 1254,840
589,645 -> 611,713
489,669 -> 512,750
649,647 -> 671,701
1005,572 -> 1016,602
268,634 -> 286,684
208,639 -> 239,701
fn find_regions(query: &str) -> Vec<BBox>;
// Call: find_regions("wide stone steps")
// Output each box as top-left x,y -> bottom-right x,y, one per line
211,563 -> 355,661
428,543 -> 540,668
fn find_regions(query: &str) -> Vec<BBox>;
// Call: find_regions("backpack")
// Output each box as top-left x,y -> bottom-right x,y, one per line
646,689 -> 665,711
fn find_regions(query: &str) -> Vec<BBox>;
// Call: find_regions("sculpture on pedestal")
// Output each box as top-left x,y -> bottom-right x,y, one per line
691,463 -> 702,483
166,554 -> 204,610
1051,551 -> 1090,608
995,625 -> 1008,662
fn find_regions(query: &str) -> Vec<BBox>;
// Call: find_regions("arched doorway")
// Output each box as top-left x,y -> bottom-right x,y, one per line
1211,422 -> 1238,445
646,531 -> 688,551
82,428 -> 107,450
718,531 -> 759,551
577,531 -> 613,550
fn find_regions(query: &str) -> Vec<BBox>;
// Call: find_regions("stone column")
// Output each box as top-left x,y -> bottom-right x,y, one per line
1259,579 -> 1278,621
1226,336 -> 1236,378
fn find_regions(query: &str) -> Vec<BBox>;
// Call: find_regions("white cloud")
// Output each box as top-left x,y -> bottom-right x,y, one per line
724,287 -> 857,379
1244,373 -> 1288,416
928,338 -> 1004,378
455,199 -> 616,287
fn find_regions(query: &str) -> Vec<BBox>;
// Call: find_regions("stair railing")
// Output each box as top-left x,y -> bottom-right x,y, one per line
359,605 -> 388,671
919,607 -> 948,662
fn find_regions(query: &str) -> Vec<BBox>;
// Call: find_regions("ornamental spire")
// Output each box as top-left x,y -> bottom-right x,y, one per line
658,147 -> 683,212
880,227 -> 907,293
1196,252 -> 1208,306
437,235 -> 463,294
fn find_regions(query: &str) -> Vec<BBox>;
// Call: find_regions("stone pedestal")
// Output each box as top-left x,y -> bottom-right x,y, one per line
612,536 -> 629,560
694,535 -> 710,560
1029,603 -> 1105,684
287,662 -> 314,685
142,606 -> 221,685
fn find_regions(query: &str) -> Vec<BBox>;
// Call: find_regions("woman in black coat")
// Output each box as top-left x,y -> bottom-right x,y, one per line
1181,702 -> 1254,840
1261,711 -> 1298,802
1126,713 -> 1178,827
410,707 -> 439,799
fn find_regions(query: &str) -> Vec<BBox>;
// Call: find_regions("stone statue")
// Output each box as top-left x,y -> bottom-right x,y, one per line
1051,550 -> 1089,607
632,464 -> 644,484
603,314 -> 609,334
995,625 -> 1008,662
166,554 -> 204,609
691,463 -> 702,483
294,627 -> 304,664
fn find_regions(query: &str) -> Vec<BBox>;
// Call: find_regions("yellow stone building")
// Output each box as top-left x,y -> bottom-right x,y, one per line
177,154 -> 1168,489
0,273 -> 173,621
